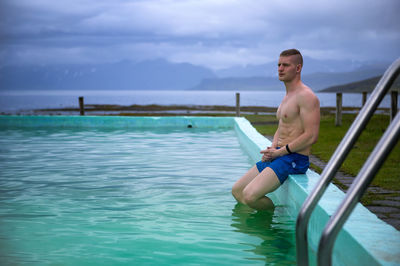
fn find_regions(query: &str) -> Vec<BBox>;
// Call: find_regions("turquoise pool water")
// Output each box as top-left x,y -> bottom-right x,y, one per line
0,126 -> 298,265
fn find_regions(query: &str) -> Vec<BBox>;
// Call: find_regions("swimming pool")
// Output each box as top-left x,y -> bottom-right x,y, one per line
1,116 -> 399,265
0,117 -> 298,265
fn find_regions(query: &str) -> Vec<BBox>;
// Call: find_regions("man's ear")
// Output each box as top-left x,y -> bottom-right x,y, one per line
296,64 -> 302,73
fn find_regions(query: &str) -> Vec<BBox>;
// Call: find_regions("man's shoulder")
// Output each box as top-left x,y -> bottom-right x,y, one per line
298,83 -> 315,94
297,85 -> 319,106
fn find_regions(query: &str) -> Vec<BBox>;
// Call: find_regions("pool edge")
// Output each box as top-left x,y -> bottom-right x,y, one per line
0,115 -> 236,129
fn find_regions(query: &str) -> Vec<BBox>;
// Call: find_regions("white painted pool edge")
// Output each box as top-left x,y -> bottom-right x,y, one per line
1,115 -> 399,265
234,116 -> 400,266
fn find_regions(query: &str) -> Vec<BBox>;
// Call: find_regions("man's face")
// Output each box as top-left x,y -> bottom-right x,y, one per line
277,55 -> 300,82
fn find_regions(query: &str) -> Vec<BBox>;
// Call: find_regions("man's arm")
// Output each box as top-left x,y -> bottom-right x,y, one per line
271,130 -> 279,148
260,109 -> 281,161
287,90 -> 320,152
260,128 -> 279,161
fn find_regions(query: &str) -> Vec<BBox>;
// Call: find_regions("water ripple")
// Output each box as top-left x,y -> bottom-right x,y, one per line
0,127 -> 296,265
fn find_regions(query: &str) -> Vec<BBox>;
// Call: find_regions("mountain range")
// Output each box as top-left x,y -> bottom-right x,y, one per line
214,56 -> 372,78
320,75 -> 400,93
191,64 -> 389,91
0,58 -> 392,92
0,59 -> 216,91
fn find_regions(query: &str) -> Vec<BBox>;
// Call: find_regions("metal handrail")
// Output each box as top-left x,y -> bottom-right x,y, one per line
296,57 -> 400,266
318,111 -> 400,265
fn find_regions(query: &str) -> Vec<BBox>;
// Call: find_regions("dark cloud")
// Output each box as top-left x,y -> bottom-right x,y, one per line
1,0 -> 399,69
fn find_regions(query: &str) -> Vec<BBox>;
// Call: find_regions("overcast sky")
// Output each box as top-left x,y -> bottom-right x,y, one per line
1,0 -> 399,70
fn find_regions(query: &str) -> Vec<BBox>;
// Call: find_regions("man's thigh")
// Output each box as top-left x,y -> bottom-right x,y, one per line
233,165 -> 259,191
243,167 -> 281,199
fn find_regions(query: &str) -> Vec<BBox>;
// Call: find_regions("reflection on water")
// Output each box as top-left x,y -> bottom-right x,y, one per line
231,203 -> 296,265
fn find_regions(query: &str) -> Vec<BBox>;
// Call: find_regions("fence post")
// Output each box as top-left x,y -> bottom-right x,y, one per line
362,91 -> 367,107
79,96 -> 85,116
391,90 -> 398,121
336,93 -> 342,126
236,92 -> 240,117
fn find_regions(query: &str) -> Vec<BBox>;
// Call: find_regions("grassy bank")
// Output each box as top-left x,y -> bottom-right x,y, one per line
315,114 -> 399,188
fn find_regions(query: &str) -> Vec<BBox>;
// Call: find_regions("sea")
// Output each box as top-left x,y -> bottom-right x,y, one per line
0,90 -> 396,114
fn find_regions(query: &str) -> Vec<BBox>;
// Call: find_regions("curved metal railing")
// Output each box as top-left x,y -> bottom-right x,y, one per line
296,57 -> 400,266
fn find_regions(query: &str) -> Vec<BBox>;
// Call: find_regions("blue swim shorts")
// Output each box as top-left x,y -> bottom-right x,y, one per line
256,151 -> 309,184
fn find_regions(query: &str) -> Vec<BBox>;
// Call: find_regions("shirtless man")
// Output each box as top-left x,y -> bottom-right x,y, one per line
232,49 -> 320,210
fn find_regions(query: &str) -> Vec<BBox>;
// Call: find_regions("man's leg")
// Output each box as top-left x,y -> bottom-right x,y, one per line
232,165 -> 259,204
242,167 -> 281,211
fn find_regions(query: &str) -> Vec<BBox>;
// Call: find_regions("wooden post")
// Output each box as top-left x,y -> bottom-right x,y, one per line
362,91 -> 367,107
236,92 -> 240,117
79,96 -> 85,116
336,93 -> 342,126
391,90 -> 398,121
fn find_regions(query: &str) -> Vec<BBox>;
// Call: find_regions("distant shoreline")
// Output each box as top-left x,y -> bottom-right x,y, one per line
1,104 -> 391,116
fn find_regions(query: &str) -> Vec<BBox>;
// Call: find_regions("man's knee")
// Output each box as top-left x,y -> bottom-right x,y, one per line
231,183 -> 242,202
242,187 -> 258,206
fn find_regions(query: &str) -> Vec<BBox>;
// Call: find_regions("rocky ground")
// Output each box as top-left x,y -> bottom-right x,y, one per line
308,154 -> 400,230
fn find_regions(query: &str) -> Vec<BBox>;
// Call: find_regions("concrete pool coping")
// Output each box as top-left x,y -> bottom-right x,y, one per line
1,115 -> 399,265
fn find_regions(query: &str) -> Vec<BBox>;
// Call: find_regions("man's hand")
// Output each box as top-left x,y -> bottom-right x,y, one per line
260,147 -> 280,162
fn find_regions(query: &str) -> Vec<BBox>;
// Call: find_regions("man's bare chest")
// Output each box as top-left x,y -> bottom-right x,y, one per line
277,96 -> 300,122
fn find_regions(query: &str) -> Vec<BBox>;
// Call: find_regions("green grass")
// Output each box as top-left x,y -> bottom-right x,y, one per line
245,113 -> 400,192
316,114 -> 400,191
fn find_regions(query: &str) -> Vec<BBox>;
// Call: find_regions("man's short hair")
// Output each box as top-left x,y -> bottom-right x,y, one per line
280,49 -> 303,66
